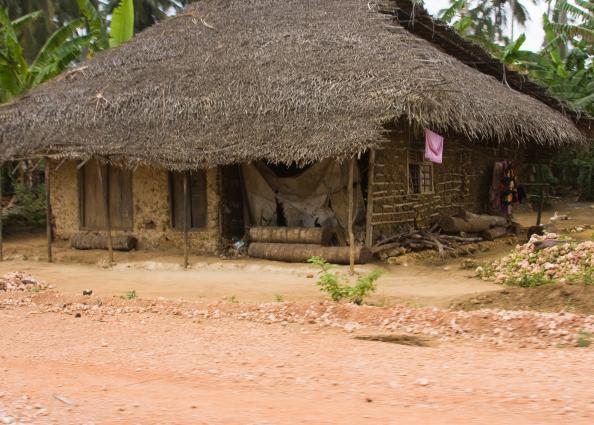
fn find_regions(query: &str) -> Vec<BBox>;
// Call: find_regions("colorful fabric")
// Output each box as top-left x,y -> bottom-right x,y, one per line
424,129 -> 444,164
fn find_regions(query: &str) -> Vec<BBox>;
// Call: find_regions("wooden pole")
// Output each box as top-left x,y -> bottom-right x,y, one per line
45,158 -> 53,263
0,163 -> 3,262
536,184 -> 545,226
348,158 -> 355,274
183,170 -> 190,269
365,148 -> 375,249
96,160 -> 113,265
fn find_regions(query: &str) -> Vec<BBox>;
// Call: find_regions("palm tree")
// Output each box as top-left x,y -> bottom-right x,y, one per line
439,0 -> 537,44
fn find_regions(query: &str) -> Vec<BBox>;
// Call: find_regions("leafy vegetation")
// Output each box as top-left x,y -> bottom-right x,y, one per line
577,329 -> 592,347
0,9 -> 88,102
308,256 -> 383,305
124,289 -> 137,300
438,0 -> 594,199
0,0 -> 136,102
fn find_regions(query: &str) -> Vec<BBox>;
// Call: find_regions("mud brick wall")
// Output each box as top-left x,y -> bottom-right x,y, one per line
49,160 -> 221,254
370,132 -> 523,242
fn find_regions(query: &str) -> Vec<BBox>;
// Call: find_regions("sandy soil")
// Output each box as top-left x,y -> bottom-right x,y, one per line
1,297 -> 593,425
1,202 -> 593,424
0,227 -> 511,307
1,200 -> 591,308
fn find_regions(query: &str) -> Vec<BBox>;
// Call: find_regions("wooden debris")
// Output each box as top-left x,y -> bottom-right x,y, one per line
480,226 -> 508,241
373,210 -> 516,259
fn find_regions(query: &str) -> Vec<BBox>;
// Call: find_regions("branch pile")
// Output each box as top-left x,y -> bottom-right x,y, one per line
373,211 -> 516,259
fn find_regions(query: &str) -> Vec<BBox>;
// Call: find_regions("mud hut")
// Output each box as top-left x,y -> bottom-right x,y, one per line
0,0 -> 591,264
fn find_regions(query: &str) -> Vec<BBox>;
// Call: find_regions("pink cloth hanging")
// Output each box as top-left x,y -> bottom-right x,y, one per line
424,129 -> 444,164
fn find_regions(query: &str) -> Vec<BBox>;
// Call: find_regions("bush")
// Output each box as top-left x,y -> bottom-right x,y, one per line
308,256 -> 383,305
4,181 -> 46,230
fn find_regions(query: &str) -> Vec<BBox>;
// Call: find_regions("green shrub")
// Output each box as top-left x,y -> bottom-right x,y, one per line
577,330 -> 592,348
125,290 -> 137,300
4,181 -> 47,230
308,256 -> 383,305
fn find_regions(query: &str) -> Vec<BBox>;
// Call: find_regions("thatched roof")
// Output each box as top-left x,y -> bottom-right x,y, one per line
0,0 -> 590,169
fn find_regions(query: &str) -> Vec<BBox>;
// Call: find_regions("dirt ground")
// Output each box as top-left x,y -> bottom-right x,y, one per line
452,282 -> 594,314
1,201 -> 594,424
0,230 -> 508,308
1,292 -> 594,425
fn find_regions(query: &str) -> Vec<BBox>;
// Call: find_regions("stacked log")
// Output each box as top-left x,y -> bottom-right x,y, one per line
248,243 -> 371,264
439,212 -> 507,233
71,232 -> 137,251
249,226 -> 332,245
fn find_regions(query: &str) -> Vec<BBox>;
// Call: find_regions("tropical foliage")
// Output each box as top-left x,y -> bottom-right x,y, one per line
0,0 -> 135,102
439,0 -> 594,199
0,9 -> 88,102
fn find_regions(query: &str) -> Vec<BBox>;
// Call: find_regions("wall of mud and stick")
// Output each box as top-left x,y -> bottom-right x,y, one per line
48,160 -> 221,254
369,129 -> 525,243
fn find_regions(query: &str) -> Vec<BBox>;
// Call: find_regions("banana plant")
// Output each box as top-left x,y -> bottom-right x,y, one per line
552,0 -> 594,47
76,0 -> 135,52
109,0 -> 135,48
0,8 -> 89,102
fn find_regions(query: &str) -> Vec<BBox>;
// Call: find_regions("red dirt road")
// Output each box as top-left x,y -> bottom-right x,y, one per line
1,302 -> 594,424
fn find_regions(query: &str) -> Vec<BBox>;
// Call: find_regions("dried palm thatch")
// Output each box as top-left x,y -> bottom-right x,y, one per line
0,0 -> 589,170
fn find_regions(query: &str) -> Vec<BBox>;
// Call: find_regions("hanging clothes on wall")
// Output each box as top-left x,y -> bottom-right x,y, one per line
424,129 -> 444,164
490,160 -> 519,215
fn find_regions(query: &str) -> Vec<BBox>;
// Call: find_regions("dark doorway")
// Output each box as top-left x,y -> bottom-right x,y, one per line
220,165 -> 245,240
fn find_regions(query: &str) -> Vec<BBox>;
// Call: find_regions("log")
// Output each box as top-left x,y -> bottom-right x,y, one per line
440,216 -> 490,233
248,242 -> 372,264
248,226 -> 332,245
371,241 -> 402,254
460,211 -> 507,227
71,232 -> 137,251
438,234 -> 483,243
480,226 -> 508,241
441,211 -> 507,233
533,239 -> 566,251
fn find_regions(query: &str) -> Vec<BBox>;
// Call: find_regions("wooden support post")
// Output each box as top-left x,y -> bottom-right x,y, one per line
45,158 -> 53,263
96,160 -> 113,265
0,163 -> 3,262
348,158 -> 355,274
536,184 -> 545,226
365,148 -> 375,249
183,170 -> 190,269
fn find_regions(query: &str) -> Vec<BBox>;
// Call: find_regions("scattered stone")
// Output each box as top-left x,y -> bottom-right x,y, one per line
0,272 -> 50,292
415,378 -> 430,386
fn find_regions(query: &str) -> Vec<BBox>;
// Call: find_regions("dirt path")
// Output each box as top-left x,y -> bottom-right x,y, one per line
0,258 -> 500,308
1,299 -> 593,425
